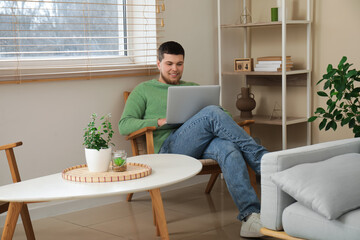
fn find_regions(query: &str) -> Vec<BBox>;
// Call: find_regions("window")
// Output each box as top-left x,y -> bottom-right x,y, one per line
0,0 -> 164,83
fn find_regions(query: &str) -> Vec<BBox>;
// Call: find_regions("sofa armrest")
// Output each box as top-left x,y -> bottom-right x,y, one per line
261,138 -> 360,230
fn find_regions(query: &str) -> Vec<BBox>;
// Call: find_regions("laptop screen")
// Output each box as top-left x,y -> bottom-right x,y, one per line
166,85 -> 220,124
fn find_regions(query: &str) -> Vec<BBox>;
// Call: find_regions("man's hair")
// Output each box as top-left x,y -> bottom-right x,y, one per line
157,41 -> 185,62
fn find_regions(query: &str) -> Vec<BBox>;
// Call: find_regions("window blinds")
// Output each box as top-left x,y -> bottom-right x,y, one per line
0,0 -> 165,84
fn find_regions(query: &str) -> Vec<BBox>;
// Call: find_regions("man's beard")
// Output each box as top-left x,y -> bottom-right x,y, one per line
160,71 -> 181,85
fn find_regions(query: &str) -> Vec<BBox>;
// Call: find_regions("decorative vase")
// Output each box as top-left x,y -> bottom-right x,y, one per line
111,150 -> 127,172
85,148 -> 112,172
236,87 -> 256,118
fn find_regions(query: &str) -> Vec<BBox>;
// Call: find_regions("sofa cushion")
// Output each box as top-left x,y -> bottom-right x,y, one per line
270,153 -> 360,220
260,138 -> 360,230
283,202 -> 360,240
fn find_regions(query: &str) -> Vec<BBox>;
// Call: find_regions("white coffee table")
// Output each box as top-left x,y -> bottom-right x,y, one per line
0,154 -> 202,240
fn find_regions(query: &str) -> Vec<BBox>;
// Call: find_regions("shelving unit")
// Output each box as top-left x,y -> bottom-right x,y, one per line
217,0 -> 313,150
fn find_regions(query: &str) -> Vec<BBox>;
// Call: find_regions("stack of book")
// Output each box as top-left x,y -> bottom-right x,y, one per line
254,56 -> 293,72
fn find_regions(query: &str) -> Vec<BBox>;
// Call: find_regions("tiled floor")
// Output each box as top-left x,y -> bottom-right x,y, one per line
1,180 -> 275,240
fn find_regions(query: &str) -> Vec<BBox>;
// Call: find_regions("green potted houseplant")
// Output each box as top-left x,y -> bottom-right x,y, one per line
83,113 -> 115,172
308,56 -> 360,137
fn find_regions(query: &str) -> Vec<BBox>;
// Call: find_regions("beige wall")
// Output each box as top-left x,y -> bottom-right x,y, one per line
0,0 -> 359,218
312,0 -> 360,143
0,0 -> 218,222
0,0 -> 217,185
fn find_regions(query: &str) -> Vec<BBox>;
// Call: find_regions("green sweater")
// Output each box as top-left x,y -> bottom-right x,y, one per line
119,79 -> 198,153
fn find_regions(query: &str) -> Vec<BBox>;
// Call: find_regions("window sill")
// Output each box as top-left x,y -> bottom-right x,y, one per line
0,67 -> 159,85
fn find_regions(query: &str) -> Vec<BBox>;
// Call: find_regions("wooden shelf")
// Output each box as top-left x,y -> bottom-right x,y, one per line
234,115 -> 308,126
222,70 -> 309,86
221,20 -> 311,29
222,70 -> 310,76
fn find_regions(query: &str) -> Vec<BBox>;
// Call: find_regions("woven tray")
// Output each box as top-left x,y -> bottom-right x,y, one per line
62,162 -> 152,183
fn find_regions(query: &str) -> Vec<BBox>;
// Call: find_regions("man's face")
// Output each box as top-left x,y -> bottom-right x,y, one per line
157,53 -> 184,85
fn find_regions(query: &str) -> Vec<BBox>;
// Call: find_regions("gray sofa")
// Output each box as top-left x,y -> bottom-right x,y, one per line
260,138 -> 360,240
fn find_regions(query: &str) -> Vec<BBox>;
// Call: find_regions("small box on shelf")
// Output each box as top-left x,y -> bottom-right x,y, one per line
234,58 -> 253,72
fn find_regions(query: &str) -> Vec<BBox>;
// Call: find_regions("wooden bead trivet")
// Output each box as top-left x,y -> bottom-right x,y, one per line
62,162 -> 152,183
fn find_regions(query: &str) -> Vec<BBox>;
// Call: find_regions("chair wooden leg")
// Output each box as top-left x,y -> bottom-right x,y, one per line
2,202 -> 23,240
0,202 -> 9,213
126,193 -> 134,202
205,173 -> 220,194
20,204 -> 35,240
247,164 -> 258,197
152,202 -> 160,236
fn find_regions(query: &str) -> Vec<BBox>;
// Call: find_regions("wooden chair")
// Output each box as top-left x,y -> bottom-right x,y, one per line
123,91 -> 258,201
0,142 -> 35,240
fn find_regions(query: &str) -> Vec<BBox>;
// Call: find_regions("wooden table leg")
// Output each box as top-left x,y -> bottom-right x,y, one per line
149,188 -> 169,240
20,204 -> 35,240
2,202 -> 23,240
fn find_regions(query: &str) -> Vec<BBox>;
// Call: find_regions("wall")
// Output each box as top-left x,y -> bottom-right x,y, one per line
312,0 -> 360,143
1,0 -> 359,221
0,0 -> 217,222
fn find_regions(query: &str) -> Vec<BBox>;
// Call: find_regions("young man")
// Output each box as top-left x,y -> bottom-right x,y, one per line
119,41 -> 268,238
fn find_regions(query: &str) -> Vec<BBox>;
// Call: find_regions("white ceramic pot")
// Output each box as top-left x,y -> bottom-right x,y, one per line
85,148 -> 112,172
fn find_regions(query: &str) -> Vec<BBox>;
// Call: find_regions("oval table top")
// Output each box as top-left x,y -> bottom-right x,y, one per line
0,154 -> 202,202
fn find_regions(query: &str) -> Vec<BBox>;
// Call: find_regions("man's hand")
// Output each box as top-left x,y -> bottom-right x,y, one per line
157,118 -> 167,127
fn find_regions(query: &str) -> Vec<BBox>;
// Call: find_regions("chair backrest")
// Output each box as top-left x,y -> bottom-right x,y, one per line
0,141 -> 23,183
0,141 -> 36,239
123,92 -> 149,156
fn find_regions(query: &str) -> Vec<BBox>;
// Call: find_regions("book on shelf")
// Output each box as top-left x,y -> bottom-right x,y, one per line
257,56 -> 292,61
255,63 -> 293,68
255,56 -> 293,71
254,67 -> 292,72
257,60 -> 294,65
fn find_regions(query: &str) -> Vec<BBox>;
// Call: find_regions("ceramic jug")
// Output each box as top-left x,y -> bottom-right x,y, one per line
236,87 -> 256,118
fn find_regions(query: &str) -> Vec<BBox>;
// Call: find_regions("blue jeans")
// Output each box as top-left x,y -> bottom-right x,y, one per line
159,105 -> 268,221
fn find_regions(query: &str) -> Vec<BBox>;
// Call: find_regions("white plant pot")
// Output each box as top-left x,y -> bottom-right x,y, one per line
85,148 -> 112,172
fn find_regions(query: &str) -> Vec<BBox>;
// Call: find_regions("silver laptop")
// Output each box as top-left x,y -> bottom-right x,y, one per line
166,85 -> 220,124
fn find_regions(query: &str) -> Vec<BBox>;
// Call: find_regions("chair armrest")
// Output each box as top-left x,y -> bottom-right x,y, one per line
126,126 -> 157,140
237,119 -> 255,127
261,138 -> 360,231
0,142 -> 22,150
237,120 -> 254,135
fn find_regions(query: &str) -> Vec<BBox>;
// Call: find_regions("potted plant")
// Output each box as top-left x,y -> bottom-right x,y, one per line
83,113 -> 115,172
308,56 -> 360,137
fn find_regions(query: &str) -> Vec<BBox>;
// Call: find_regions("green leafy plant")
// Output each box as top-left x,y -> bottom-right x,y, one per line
308,56 -> 360,137
83,113 -> 115,150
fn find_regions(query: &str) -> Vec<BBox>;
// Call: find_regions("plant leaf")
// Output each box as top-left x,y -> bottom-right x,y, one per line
317,91 -> 328,97
328,102 -> 336,113
315,107 -> 325,114
346,69 -> 357,79
351,105 -> 358,113
338,56 -> 347,70
319,118 -> 327,130
325,121 -> 333,131
341,117 -> 351,126
349,118 -> 356,128
331,121 -> 337,131
335,113 -> 343,121
323,80 -> 331,90
308,116 -> 318,122
327,64 -> 334,73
